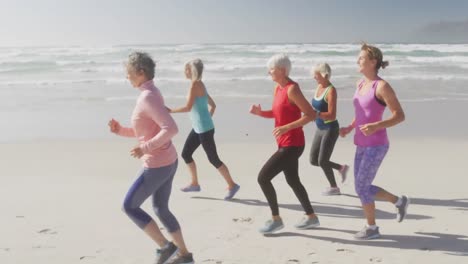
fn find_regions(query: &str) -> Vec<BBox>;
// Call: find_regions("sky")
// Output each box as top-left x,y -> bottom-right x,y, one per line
1,0 -> 468,46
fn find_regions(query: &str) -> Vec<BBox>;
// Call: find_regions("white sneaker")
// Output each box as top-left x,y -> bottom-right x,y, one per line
322,187 -> 341,196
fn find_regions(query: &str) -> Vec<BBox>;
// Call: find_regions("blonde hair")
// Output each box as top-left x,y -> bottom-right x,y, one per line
361,43 -> 389,71
267,54 -> 291,76
185,59 -> 204,81
314,63 -> 332,79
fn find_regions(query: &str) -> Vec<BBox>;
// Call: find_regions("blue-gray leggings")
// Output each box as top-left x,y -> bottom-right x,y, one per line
123,160 -> 180,233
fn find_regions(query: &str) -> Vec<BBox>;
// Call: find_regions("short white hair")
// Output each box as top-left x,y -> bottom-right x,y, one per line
267,54 -> 291,76
314,63 -> 332,79
185,59 -> 203,81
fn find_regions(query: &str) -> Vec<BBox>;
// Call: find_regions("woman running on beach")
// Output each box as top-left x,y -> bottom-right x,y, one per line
109,52 -> 194,264
340,44 -> 409,240
250,54 -> 320,234
168,59 -> 240,200
309,63 -> 349,196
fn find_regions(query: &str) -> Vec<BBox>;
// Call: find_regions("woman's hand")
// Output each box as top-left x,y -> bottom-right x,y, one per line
273,125 -> 289,137
339,126 -> 353,137
359,123 -> 379,136
130,146 -> 144,159
108,118 -> 121,133
249,104 -> 262,116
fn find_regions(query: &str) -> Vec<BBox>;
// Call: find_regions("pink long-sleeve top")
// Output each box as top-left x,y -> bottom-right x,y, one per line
117,80 -> 178,168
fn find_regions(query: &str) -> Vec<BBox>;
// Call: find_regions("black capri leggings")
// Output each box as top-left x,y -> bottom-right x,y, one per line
309,122 -> 342,187
257,146 -> 314,216
181,129 -> 223,168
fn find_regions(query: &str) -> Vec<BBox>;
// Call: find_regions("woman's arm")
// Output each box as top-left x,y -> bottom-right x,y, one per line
360,81 -> 405,136
139,95 -> 178,154
250,86 -> 276,118
108,118 -> 136,137
117,126 -> 136,137
250,104 -> 274,118
340,118 -> 355,137
207,93 -> 216,116
169,82 -> 198,113
273,84 -> 316,137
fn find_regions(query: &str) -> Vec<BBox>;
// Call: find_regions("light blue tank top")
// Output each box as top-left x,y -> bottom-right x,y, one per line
190,93 -> 214,133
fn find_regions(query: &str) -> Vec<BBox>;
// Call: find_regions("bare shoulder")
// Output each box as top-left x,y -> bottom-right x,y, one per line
288,82 -> 301,93
376,79 -> 399,103
377,79 -> 394,93
192,81 -> 206,95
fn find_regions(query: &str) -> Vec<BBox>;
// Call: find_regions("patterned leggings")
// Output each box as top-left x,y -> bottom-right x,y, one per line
354,145 -> 389,204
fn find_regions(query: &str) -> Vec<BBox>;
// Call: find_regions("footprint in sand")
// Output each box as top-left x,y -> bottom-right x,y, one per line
232,217 -> 252,223
80,256 -> 97,260
201,259 -> 223,264
32,245 -> 56,249
336,248 -> 355,253
38,228 -> 58,235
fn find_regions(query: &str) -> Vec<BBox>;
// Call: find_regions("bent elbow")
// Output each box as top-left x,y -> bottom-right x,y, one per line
305,113 -> 315,123
171,125 -> 179,136
399,111 -> 406,123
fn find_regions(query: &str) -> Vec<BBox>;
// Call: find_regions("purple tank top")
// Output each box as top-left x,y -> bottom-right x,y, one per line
353,80 -> 389,147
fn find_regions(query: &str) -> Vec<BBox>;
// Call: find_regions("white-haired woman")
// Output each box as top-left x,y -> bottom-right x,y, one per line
169,59 -> 240,200
340,44 -> 409,240
309,63 -> 349,195
250,54 -> 320,234
108,52 -> 193,264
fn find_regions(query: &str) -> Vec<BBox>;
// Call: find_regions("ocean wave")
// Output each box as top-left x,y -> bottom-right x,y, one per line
387,74 -> 468,81
406,56 -> 468,63
0,79 -> 126,86
399,97 -> 468,102
381,44 -> 468,53
3,72 -> 468,86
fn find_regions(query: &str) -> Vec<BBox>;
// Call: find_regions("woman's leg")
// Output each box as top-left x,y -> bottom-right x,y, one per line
283,146 -> 316,217
123,168 -> 170,247
200,129 -> 236,189
317,127 -> 342,188
258,149 -> 288,217
151,160 -> 191,256
354,145 -> 389,226
181,129 -> 201,187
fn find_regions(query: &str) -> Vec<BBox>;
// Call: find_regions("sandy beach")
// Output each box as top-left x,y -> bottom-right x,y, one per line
1,134 -> 467,263
1,43 -> 468,263
2,0 -> 468,260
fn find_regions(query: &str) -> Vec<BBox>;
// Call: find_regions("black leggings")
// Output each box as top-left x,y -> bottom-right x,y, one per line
309,123 -> 342,187
181,129 -> 223,168
257,146 -> 314,216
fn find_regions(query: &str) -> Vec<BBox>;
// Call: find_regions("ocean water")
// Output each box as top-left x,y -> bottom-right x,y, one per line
1,44 -> 467,141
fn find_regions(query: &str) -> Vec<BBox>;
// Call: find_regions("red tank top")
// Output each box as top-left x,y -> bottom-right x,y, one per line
272,82 -> 305,147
